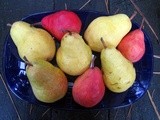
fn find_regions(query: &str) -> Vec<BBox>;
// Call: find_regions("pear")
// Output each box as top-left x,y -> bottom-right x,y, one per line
100,39 -> 136,93
41,10 -> 82,41
56,32 -> 92,76
117,29 -> 145,63
25,57 -> 68,103
72,56 -> 105,108
10,21 -> 56,61
84,14 -> 132,52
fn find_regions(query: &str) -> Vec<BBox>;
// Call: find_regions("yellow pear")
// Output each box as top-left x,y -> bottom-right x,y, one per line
84,14 -> 132,52
26,58 -> 68,103
56,32 -> 92,76
10,21 -> 56,61
100,39 -> 136,93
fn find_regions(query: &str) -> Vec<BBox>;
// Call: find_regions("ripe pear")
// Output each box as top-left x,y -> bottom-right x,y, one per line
84,14 -> 132,52
41,10 -> 82,41
56,32 -> 92,76
72,56 -> 105,108
10,21 -> 56,61
117,29 -> 145,63
25,58 -> 68,103
100,39 -> 136,93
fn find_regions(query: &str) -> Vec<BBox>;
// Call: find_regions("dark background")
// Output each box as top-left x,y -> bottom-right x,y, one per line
0,0 -> 160,120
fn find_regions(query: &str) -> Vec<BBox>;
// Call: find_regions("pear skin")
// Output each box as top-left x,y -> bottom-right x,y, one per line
117,29 -> 145,63
26,59 -> 68,103
84,14 -> 132,52
10,21 -> 31,46
41,10 -> 82,41
72,66 -> 105,108
101,47 -> 136,93
10,21 -> 56,61
56,32 -> 92,76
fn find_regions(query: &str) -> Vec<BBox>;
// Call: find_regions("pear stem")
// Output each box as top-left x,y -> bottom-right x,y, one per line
101,37 -> 107,49
23,56 -> 33,66
68,31 -> 72,35
7,23 -> 12,27
140,18 -> 145,30
130,11 -> 137,20
31,22 -> 41,27
61,30 -> 72,35
90,55 -> 96,69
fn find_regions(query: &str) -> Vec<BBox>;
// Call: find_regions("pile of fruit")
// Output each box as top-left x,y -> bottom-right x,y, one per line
9,10 -> 145,108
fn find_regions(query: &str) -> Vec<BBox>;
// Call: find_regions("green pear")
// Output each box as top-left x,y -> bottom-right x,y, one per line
25,58 -> 68,103
84,14 -> 132,52
10,21 -> 56,61
56,32 -> 92,76
100,39 -> 136,93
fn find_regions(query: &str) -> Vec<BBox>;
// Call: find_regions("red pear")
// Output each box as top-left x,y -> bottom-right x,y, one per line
41,10 -> 82,41
72,56 -> 105,108
117,29 -> 145,63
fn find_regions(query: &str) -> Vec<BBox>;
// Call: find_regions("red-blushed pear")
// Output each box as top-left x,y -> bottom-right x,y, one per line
72,56 -> 105,108
117,19 -> 145,63
24,57 -> 68,103
41,10 -> 82,41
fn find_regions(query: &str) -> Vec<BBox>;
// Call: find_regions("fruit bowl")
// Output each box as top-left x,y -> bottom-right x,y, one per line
2,10 -> 153,110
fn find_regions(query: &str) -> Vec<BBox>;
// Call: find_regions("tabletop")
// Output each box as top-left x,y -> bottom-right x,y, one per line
0,0 -> 160,120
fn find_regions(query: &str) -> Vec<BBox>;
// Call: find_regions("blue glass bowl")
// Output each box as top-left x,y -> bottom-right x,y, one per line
2,10 -> 153,110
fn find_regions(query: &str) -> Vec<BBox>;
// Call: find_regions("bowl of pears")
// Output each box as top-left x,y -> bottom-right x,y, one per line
2,10 -> 153,109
